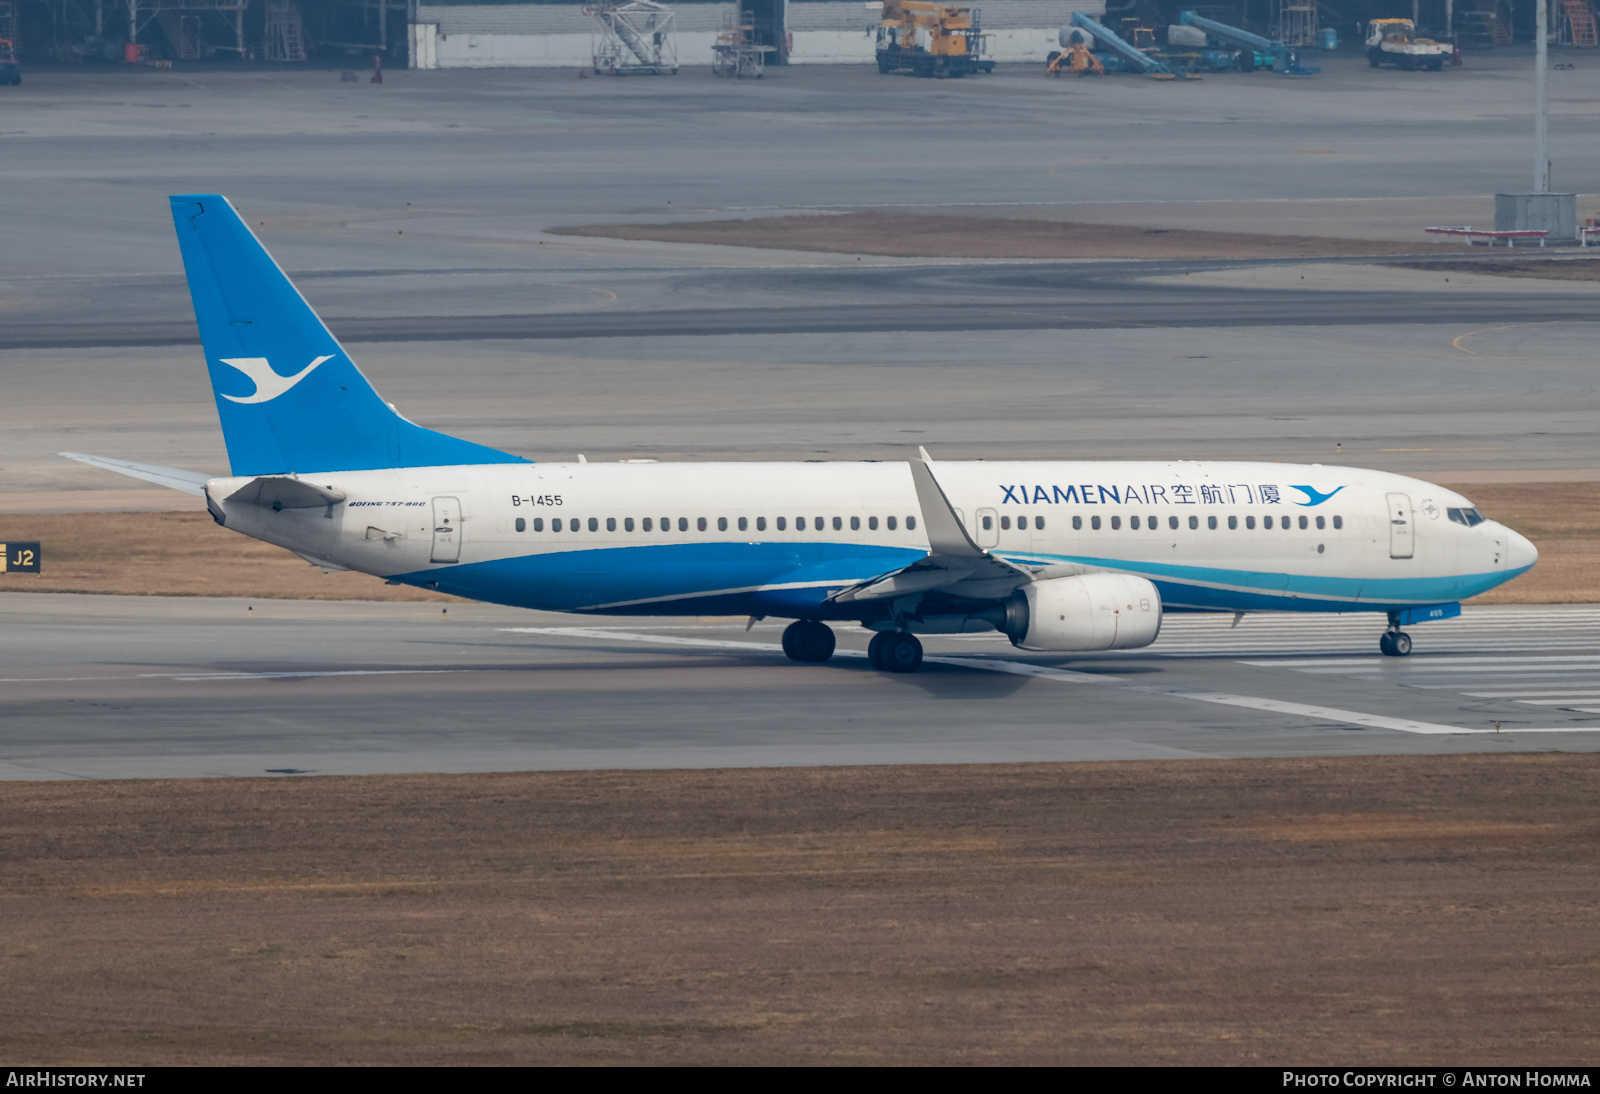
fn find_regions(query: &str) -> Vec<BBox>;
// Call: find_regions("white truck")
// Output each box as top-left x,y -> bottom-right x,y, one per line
1366,19 -> 1451,70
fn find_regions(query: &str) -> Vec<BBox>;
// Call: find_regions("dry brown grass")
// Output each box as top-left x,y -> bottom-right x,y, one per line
1,485 -> 1589,603
550,213 -> 1444,260
1,754 -> 1597,1065
0,510 -> 452,601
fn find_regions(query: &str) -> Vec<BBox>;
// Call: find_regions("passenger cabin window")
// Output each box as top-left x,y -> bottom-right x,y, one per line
589,517 -> 599,532
868,516 -> 878,531
553,518 -> 563,532
1245,515 -> 1256,530
1228,516 -> 1239,530
1073,515 -> 1083,530
777,516 -> 787,531
999,515 -> 1010,531
1332,515 -> 1343,529
533,518 -> 544,532
1130,516 -> 1140,530
1036,516 -> 1045,530
816,516 -> 825,531
678,517 -> 688,532
906,516 -> 916,530
1110,516 -> 1121,530
1170,516 -> 1180,530
850,516 -> 860,531
606,517 -> 616,532
1017,516 -> 1028,530
642,517 -> 653,531
515,517 -> 526,533
625,517 -> 634,532
1091,515 -> 1101,530
1207,516 -> 1217,530
757,516 -> 767,531
1314,515 -> 1324,530
832,516 -> 842,531
1299,516 -> 1308,530
886,516 -> 896,531
1263,516 -> 1273,529
698,517 -> 708,532
738,516 -> 748,532
796,516 -> 806,531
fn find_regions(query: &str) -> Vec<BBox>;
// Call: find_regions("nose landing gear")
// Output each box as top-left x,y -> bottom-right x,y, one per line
1380,612 -> 1413,657
867,630 -> 924,673
781,620 -> 836,663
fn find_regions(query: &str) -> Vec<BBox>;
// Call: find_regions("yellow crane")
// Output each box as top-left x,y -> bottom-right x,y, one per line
876,0 -> 994,77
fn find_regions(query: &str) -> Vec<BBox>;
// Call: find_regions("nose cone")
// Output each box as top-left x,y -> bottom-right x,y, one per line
1505,527 -> 1538,573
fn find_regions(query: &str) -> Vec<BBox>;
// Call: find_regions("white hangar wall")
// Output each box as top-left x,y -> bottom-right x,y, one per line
411,1 -> 1107,69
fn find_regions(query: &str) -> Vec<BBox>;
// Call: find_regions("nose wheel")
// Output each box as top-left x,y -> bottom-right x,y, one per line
867,630 -> 924,673
781,620 -> 836,663
1379,630 -> 1412,657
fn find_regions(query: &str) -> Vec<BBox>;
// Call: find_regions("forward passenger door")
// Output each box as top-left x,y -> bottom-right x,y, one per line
1386,493 -> 1413,559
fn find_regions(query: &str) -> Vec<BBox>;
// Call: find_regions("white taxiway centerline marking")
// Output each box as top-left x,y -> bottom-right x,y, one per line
1464,688 -> 1600,697
0,670 -> 463,684
1241,655 -> 1600,668
502,628 -> 1600,736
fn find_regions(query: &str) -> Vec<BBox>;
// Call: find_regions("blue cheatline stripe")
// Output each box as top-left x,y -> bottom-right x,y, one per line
1019,552 -> 1531,612
388,540 -> 925,615
390,540 -> 1531,619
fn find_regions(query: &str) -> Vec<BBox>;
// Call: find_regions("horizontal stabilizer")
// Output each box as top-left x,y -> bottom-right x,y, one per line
226,476 -> 347,509
59,452 -> 212,496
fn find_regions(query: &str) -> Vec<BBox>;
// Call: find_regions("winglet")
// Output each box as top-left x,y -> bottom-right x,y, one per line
909,455 -> 985,558
918,445 -> 933,463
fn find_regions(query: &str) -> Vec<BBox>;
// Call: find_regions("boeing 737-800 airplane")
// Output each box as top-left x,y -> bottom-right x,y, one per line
67,196 -> 1537,673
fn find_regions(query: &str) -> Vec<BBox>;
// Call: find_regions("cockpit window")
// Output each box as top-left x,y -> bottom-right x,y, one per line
1447,507 -> 1486,527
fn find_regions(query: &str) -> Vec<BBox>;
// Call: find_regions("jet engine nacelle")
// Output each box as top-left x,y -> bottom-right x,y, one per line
1004,573 -> 1162,651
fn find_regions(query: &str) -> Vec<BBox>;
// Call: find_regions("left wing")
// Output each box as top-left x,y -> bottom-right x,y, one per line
829,454 -> 1034,604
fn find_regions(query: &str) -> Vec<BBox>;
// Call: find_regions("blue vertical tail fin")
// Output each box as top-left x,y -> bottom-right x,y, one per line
170,194 -> 527,476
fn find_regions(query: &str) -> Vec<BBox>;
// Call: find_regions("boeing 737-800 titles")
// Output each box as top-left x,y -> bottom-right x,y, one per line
67,196 -> 1537,673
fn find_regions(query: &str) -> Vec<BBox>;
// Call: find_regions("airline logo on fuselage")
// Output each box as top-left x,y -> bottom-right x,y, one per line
1287,485 -> 1345,507
218,354 -> 334,404
999,482 -> 1337,506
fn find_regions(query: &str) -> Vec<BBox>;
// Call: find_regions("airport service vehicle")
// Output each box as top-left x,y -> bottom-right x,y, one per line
875,0 -> 993,77
68,195 -> 1537,672
0,39 -> 20,85
1366,19 -> 1450,70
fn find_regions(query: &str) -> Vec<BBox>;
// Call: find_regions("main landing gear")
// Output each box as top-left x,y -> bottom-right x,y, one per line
781,619 -> 836,663
1380,612 -> 1413,657
780,620 -> 925,673
867,630 -> 924,673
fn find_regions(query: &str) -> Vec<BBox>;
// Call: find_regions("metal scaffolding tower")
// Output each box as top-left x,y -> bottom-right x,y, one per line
590,0 -> 677,75
1273,0 -> 1318,46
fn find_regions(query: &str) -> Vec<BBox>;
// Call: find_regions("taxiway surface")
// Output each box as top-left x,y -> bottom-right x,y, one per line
5,593 -> 1599,780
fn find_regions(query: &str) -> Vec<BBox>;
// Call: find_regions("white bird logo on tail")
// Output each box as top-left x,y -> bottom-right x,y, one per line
218,355 -> 334,404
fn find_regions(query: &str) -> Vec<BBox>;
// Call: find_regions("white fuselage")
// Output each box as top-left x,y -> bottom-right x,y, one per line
207,459 -> 1535,624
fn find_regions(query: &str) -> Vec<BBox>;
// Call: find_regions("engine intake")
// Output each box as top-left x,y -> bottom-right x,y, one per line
1004,573 -> 1162,651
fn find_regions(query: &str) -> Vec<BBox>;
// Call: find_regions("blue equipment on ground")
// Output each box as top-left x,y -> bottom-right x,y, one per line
1068,12 -> 1176,77
1178,10 -> 1320,75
